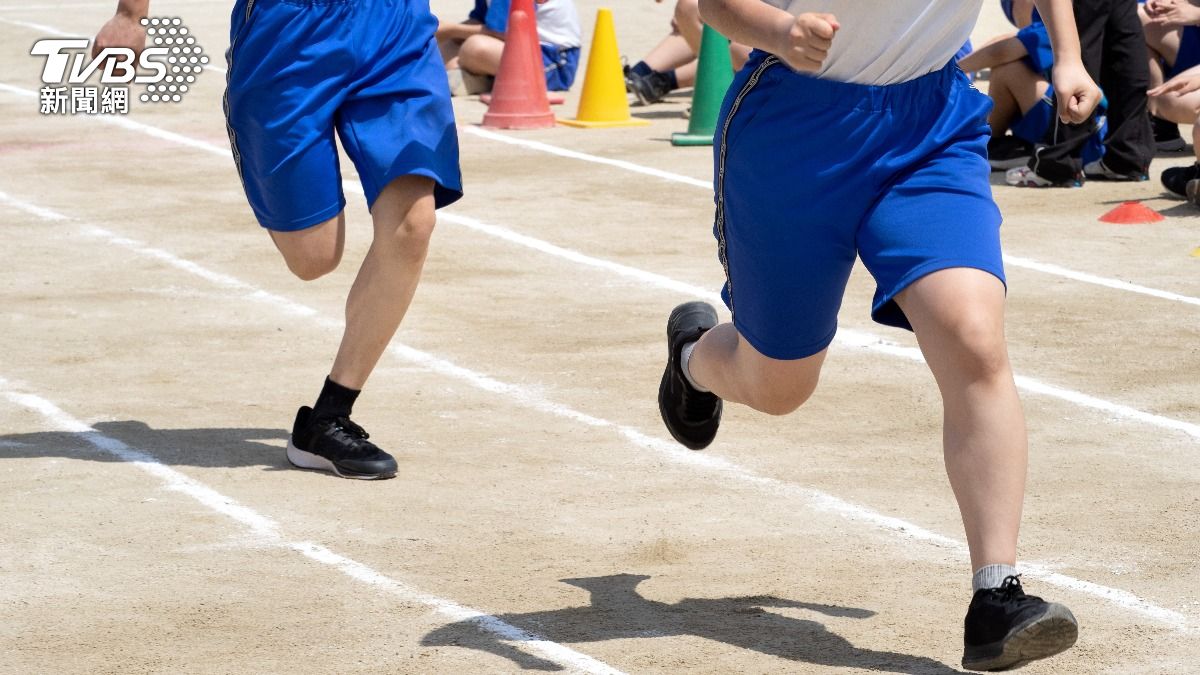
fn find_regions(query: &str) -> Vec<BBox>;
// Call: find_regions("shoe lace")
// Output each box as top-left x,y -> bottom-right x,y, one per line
331,416 -> 369,441
989,574 -> 1045,607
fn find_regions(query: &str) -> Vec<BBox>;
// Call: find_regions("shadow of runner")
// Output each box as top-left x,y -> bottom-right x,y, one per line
423,574 -> 962,673
0,421 -> 290,470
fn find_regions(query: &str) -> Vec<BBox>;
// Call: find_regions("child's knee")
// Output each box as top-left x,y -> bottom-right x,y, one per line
947,310 -> 1010,380
739,361 -> 822,416
272,216 -> 343,281
379,205 -> 436,259
458,35 -> 496,73
283,245 -> 342,281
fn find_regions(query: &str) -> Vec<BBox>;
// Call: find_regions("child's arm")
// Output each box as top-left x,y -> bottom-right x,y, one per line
1034,0 -> 1100,123
94,0 -> 149,58
698,0 -> 838,72
956,33 -> 1026,73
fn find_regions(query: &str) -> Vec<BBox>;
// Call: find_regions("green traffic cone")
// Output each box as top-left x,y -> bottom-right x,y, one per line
672,24 -> 735,147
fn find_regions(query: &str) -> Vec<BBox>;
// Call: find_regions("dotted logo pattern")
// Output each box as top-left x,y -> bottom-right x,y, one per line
138,17 -> 208,104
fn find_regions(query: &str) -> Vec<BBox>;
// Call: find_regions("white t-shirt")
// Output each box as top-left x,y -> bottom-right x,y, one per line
537,0 -> 582,49
761,0 -> 983,85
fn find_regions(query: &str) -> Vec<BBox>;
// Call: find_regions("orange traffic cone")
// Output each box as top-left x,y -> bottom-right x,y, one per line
482,0 -> 555,130
560,8 -> 649,128
1099,201 -> 1164,224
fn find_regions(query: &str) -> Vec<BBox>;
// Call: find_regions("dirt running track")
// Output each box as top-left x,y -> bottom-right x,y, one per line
1,1 -> 1198,673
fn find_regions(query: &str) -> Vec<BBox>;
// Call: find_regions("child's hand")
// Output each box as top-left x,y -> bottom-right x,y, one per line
92,12 -> 146,60
1150,74 -> 1200,97
1050,60 -> 1100,124
774,12 -> 838,73
1146,0 -> 1200,27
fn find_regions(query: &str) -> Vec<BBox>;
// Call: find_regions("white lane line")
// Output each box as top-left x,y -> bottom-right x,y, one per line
462,126 -> 1200,309
0,191 -> 1190,630
0,378 -> 626,675
0,87 -> 1197,440
443,211 -> 1200,442
1003,254 -> 1200,308
1,19 -> 227,75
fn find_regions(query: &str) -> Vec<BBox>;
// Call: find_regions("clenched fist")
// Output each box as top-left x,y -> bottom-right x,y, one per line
773,12 -> 838,73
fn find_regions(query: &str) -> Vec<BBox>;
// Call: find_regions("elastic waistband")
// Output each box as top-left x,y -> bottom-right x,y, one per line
747,51 -> 964,112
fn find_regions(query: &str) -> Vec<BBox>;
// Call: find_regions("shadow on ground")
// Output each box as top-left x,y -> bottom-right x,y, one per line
0,420 -> 290,470
422,573 -> 961,673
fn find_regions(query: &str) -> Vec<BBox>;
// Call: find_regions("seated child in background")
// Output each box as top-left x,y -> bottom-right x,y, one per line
960,1 -> 1108,174
1147,0 -> 1200,203
623,0 -> 750,105
438,0 -> 581,95
1141,0 -> 1200,153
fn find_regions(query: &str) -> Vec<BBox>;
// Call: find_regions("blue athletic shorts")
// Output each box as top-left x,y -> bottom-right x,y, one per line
543,44 -> 581,91
713,52 -> 1005,360
224,0 -> 463,231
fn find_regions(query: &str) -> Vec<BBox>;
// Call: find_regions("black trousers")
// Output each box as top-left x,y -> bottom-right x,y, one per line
1030,0 -> 1154,182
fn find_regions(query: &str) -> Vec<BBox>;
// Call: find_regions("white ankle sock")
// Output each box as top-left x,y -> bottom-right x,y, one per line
680,341 -> 709,392
972,563 -> 1018,592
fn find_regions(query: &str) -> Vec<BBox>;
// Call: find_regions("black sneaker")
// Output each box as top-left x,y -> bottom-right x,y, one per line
962,576 -> 1078,671
987,136 -> 1034,171
286,406 -> 397,480
1162,162 -> 1200,196
1153,115 -> 1187,152
627,69 -> 674,105
658,302 -> 722,450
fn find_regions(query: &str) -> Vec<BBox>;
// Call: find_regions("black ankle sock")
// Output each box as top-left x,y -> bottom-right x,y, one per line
665,69 -> 679,91
631,60 -> 653,77
313,376 -> 360,420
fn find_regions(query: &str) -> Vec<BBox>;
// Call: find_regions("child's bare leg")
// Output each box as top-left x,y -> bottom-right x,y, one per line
329,176 -> 436,389
986,61 -> 1049,136
268,213 -> 346,281
643,33 -> 698,72
458,33 -> 506,76
674,0 -> 704,52
673,59 -> 698,88
1149,64 -> 1200,124
439,38 -> 463,69
1140,3 -> 1180,89
688,324 -> 825,416
894,268 -> 1023,571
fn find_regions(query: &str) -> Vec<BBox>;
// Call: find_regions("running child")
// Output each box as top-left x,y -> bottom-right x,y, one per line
94,0 -> 464,479
656,0 -> 1098,669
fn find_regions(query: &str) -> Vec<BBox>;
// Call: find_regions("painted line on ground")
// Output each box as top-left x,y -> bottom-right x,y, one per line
0,190 -> 1189,630
1,82 -> 1195,443
463,126 -> 1200,309
443,211 -> 1200,442
0,377 -> 626,675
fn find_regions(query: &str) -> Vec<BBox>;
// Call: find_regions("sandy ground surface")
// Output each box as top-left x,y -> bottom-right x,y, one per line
1,1 -> 1198,673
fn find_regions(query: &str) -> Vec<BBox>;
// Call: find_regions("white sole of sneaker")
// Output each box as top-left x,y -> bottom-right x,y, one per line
962,603 -> 1079,671
285,439 -> 394,480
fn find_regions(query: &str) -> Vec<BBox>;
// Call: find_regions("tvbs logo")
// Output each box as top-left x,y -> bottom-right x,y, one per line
32,17 -> 207,115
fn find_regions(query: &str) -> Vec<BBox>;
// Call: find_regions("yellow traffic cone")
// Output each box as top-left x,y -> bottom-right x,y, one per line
560,8 -> 649,128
